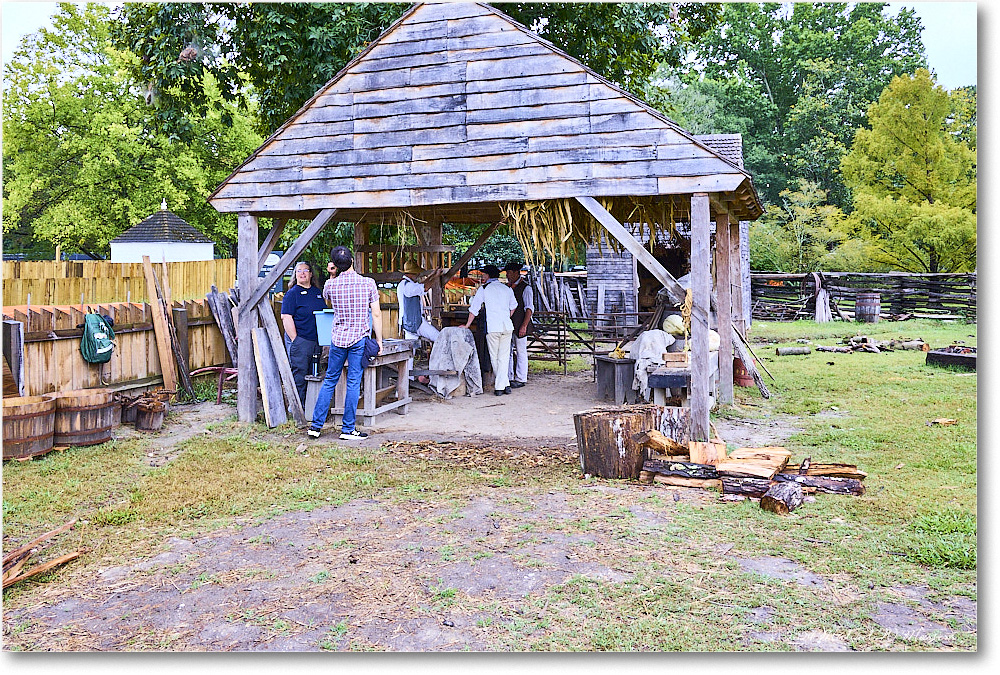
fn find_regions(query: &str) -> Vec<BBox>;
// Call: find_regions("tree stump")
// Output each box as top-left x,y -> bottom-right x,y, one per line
574,405 -> 668,479
760,481 -> 804,515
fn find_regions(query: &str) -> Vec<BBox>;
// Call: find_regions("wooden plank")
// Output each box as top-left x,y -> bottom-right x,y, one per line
690,193 -> 711,441
141,256 -> 177,393
236,214 -> 260,423
2,320 -> 25,396
252,326 -> 287,428
716,210 -> 734,405
256,300 -> 307,425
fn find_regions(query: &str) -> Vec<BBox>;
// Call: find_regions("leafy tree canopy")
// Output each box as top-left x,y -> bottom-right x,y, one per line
114,2 -> 722,137
2,2 -> 262,258
677,2 -> 926,208
841,69 -> 976,273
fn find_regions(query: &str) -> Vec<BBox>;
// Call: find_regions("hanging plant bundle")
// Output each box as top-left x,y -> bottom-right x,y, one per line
500,196 -> 682,268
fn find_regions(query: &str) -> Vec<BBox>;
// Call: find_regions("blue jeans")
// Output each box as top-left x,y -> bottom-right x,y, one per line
310,338 -> 365,433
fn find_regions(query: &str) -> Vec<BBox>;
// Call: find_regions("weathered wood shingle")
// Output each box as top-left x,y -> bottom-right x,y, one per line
210,2 -> 760,219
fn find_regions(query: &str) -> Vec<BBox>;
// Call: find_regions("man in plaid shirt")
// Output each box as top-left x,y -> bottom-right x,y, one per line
308,245 -> 383,440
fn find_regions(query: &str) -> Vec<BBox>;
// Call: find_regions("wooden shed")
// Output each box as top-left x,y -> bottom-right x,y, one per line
208,1 -> 763,440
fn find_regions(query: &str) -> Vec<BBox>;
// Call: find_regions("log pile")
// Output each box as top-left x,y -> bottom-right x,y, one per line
815,335 -> 929,354
635,431 -> 866,515
3,519 -> 80,589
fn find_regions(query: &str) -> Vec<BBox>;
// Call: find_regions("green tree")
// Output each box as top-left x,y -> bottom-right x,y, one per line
114,2 -> 722,137
688,2 -> 926,208
748,179 -> 870,272
841,69 -> 976,273
2,3 -> 262,258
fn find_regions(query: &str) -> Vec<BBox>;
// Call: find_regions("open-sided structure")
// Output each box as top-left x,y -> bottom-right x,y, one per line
209,2 -> 764,440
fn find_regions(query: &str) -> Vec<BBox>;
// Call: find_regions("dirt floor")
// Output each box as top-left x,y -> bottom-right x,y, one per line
2,370 -> 975,651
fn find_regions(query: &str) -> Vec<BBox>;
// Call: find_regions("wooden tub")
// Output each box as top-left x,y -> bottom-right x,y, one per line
3,395 -> 56,460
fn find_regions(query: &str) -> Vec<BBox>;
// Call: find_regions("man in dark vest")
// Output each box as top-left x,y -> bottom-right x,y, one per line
397,260 -> 443,343
504,261 -> 533,388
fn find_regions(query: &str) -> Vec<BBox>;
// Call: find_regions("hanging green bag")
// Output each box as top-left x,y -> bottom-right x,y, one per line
81,313 -> 116,364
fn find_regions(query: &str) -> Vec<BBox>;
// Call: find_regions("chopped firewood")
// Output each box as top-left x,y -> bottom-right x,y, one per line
649,452 -> 690,463
689,440 -> 726,465
782,463 -> 867,480
652,475 -> 722,490
799,457 -> 811,474
638,470 -> 656,484
816,345 -> 853,353
721,476 -> 773,497
716,452 -> 789,479
761,482 -> 804,515
772,473 -> 865,496
727,447 -> 791,462
643,459 -> 719,479
632,429 -> 688,456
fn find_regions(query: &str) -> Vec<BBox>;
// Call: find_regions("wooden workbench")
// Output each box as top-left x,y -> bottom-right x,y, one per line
305,338 -> 417,427
646,350 -> 719,409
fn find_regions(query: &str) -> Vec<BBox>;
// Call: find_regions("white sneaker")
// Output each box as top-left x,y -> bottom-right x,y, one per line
339,429 -> 368,440
306,428 -> 321,438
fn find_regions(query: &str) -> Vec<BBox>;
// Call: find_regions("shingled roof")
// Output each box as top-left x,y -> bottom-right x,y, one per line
696,135 -> 745,170
209,2 -> 762,221
111,207 -> 213,244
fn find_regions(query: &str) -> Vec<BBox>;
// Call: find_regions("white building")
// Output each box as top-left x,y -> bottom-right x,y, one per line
110,201 -> 214,263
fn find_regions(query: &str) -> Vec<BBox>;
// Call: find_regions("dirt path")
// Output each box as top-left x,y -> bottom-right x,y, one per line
3,372 -> 975,651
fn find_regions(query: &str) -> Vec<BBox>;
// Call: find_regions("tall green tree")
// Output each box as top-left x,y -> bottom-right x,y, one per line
841,69 -> 976,273
686,2 -> 926,208
748,179 -> 870,272
2,3 -> 262,258
114,2 -> 722,137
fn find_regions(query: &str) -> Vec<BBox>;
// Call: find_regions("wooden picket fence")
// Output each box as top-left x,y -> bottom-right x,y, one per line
2,259 -> 237,307
2,299 -> 229,397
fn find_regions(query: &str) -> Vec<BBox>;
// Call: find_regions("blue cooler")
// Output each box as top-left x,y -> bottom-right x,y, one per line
314,309 -> 335,346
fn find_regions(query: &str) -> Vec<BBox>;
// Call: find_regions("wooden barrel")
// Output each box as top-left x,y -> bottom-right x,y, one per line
733,358 -> 755,387
3,396 -> 56,460
46,388 -> 117,447
856,291 -> 881,323
135,400 -> 166,432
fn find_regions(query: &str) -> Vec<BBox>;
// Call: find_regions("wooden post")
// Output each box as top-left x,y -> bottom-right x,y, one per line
715,210 -> 734,405
690,193 -> 711,442
425,220 -> 443,322
353,222 -> 368,273
730,222 -> 745,335
237,213 -> 260,423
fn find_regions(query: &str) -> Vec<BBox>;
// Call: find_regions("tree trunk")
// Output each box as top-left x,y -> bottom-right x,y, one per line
761,481 -> 804,515
574,406 -> 663,479
775,346 -> 811,356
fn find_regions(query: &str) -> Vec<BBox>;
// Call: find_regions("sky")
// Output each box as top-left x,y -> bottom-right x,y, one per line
0,0 -> 980,90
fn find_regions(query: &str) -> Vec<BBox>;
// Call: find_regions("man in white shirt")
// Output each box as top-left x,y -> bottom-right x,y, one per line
503,261 -> 534,388
463,264 -> 517,396
398,260 -> 442,342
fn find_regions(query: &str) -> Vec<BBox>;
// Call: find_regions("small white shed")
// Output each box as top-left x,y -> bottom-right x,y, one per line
110,201 -> 215,263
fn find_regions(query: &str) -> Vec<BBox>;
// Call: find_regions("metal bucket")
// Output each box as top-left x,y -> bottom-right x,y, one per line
46,388 -> 118,447
3,396 -> 56,460
856,291 -> 881,323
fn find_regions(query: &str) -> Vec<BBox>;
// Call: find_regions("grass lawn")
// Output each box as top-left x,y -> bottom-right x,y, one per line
1,319 -> 976,651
